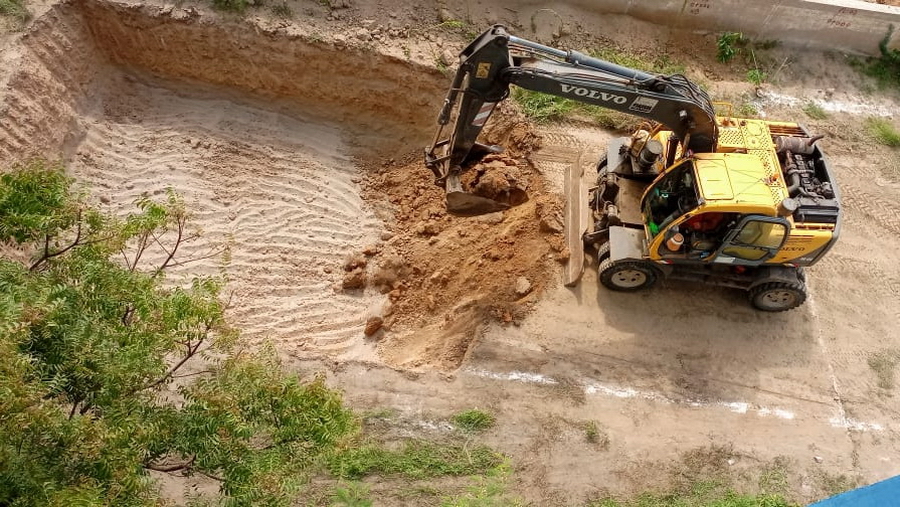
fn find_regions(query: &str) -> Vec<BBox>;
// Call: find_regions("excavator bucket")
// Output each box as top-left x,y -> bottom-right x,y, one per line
444,173 -> 511,216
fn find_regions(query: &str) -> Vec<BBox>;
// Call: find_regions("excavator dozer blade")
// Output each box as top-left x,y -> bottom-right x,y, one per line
563,153 -> 588,287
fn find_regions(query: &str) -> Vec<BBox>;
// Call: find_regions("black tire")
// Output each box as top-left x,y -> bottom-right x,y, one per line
599,259 -> 658,292
749,282 -> 807,312
597,242 -> 611,262
596,155 -> 608,173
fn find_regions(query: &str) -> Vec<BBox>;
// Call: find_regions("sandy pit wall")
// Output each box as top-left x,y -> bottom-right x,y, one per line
0,0 -> 450,161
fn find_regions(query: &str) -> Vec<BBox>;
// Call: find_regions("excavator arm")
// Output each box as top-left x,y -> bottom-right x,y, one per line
425,25 -> 718,216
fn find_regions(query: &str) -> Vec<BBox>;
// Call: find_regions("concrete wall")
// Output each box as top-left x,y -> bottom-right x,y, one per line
492,0 -> 900,55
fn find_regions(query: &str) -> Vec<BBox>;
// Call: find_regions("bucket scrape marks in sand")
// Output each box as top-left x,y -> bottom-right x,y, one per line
70,76 -> 384,355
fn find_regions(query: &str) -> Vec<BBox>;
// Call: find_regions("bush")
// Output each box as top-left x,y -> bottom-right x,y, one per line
0,160 -> 355,506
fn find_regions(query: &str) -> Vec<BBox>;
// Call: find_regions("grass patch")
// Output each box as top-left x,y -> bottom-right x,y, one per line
865,117 -> 900,147
441,462 -> 523,507
453,409 -> 496,432
326,440 -> 502,480
590,47 -> 687,75
589,486 -> 797,507
331,482 -> 373,507
758,457 -> 791,496
270,1 -> 292,18
211,0 -> 255,11
511,88 -> 641,131
815,471 -> 858,498
587,447 -> 800,506
868,349 -> 900,389
510,46 -> 683,130
0,0 -> 30,24
736,102 -> 759,118
802,102 -> 828,120
511,88 -> 575,123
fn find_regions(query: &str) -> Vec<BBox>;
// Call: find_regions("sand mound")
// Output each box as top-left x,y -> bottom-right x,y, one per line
359,106 -> 565,370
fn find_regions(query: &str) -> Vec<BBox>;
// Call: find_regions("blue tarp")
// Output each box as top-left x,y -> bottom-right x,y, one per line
809,475 -> 900,506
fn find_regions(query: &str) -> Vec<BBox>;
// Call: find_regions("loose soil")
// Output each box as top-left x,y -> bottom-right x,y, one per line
3,0 -> 900,505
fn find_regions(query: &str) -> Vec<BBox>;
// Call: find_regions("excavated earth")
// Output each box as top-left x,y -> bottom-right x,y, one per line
0,0 -> 562,370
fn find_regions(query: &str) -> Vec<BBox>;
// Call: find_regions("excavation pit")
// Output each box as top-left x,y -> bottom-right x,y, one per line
0,1 -> 560,369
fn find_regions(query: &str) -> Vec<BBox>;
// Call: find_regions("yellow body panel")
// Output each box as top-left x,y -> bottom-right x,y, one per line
770,226 -> 835,263
642,118 -> 836,266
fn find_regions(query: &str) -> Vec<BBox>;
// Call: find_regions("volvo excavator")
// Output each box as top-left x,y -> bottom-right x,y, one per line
425,26 -> 840,312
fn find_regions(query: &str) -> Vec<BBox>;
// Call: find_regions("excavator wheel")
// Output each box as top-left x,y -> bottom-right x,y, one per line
598,258 -> 659,292
596,241 -> 611,262
749,281 -> 807,312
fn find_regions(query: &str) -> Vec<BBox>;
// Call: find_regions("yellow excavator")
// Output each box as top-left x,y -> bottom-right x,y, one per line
425,26 -> 840,312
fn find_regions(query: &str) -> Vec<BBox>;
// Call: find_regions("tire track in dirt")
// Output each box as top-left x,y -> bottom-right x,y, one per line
839,181 -> 900,237
811,253 -> 900,407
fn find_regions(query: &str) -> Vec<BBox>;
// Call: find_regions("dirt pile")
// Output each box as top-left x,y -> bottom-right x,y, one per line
356,106 -> 565,370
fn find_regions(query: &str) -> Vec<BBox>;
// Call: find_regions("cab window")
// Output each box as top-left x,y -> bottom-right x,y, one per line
644,162 -> 699,238
720,219 -> 788,261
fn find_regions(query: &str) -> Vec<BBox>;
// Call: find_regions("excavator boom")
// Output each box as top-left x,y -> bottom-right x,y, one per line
425,25 -> 718,215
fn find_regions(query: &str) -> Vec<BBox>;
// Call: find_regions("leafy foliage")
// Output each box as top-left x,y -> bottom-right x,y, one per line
0,160 -> 355,506
716,32 -> 744,63
746,69 -> 767,87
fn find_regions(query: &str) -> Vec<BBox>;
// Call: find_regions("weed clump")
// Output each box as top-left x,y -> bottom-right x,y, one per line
0,0 -> 30,25
865,117 -> 900,147
211,0 -> 256,12
862,25 -> 900,90
453,409 -> 496,432
802,102 -> 829,120
717,32 -> 744,63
